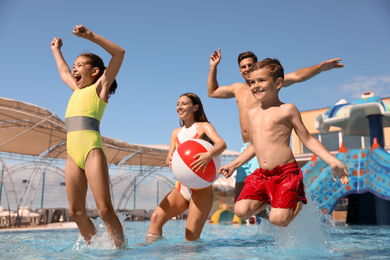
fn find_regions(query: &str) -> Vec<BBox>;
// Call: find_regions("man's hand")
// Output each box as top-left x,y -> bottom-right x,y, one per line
210,48 -> 221,68
320,58 -> 344,72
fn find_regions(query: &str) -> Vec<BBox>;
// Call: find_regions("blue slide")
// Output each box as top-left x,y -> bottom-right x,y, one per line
302,142 -> 390,215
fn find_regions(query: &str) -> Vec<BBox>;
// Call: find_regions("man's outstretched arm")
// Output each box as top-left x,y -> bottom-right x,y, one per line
283,58 -> 343,88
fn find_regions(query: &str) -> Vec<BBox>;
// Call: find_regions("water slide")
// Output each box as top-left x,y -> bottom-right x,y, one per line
302,92 -> 390,224
302,141 -> 390,215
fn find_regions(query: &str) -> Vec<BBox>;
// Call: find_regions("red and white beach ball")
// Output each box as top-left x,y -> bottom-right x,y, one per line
172,139 -> 221,189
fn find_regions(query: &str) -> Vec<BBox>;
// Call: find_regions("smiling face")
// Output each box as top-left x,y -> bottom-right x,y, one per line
72,56 -> 98,88
176,95 -> 199,122
249,68 -> 282,102
239,57 -> 255,81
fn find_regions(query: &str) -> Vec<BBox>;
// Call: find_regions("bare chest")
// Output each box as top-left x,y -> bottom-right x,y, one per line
235,87 -> 260,111
250,108 -> 291,138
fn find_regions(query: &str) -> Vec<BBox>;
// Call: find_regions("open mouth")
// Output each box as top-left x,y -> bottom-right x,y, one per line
74,75 -> 81,84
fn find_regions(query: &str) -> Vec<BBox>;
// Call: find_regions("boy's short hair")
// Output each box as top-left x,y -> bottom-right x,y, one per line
250,58 -> 284,81
238,51 -> 257,65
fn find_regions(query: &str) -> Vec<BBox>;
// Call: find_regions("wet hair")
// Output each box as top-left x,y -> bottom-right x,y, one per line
237,51 -> 257,65
179,93 -> 209,126
249,58 -> 284,81
78,53 -> 117,97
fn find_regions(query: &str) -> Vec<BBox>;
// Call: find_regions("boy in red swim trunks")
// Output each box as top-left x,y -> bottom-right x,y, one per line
218,58 -> 349,227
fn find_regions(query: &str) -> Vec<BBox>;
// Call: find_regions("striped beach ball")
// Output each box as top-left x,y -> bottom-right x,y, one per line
172,139 -> 221,189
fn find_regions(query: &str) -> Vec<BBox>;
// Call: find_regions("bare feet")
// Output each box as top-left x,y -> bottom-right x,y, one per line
145,233 -> 162,243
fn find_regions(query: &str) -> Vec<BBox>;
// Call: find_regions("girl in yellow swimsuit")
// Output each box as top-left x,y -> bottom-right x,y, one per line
147,93 -> 226,242
51,25 -> 125,248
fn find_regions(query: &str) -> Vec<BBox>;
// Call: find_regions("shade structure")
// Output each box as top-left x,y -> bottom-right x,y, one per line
0,96 -> 239,167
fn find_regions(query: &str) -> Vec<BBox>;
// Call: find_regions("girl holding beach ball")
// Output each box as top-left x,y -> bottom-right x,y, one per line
146,93 -> 226,242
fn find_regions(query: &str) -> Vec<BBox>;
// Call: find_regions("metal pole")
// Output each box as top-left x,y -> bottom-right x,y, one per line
133,177 -> 136,210
40,171 -> 46,209
227,186 -> 229,205
368,115 -> 384,147
368,115 -> 390,225
157,178 -> 159,207
0,165 -> 4,204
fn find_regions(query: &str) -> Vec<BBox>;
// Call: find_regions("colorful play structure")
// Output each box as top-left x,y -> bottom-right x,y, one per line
302,92 -> 390,224
209,209 -> 243,224
209,92 -> 390,225
209,209 -> 261,225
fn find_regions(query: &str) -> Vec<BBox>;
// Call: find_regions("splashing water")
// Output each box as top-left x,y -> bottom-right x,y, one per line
72,212 -> 129,251
257,196 -> 337,256
2,208 -> 390,259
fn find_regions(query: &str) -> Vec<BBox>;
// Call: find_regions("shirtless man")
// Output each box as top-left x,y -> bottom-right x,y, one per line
207,49 -> 344,202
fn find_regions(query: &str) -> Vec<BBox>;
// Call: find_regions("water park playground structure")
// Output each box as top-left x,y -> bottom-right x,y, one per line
301,92 -> 390,225
210,92 -> 390,225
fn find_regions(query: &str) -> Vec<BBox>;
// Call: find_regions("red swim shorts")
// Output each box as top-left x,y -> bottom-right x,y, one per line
237,161 -> 307,209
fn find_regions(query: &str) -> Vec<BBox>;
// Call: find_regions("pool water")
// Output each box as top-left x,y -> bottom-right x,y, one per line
1,201 -> 390,259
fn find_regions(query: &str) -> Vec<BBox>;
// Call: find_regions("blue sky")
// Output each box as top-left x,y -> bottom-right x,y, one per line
1,0 -> 389,153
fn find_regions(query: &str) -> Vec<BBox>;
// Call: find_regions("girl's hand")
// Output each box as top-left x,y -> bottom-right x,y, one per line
51,37 -> 62,50
191,152 -> 211,172
72,25 -> 92,39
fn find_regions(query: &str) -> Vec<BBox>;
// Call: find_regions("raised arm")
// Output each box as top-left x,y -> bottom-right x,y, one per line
72,25 -> 125,100
51,38 -> 77,90
191,122 -> 227,172
288,103 -> 349,184
207,48 -> 236,99
282,58 -> 344,88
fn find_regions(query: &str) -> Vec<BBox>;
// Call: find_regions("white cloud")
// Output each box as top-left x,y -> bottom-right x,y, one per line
341,75 -> 390,99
